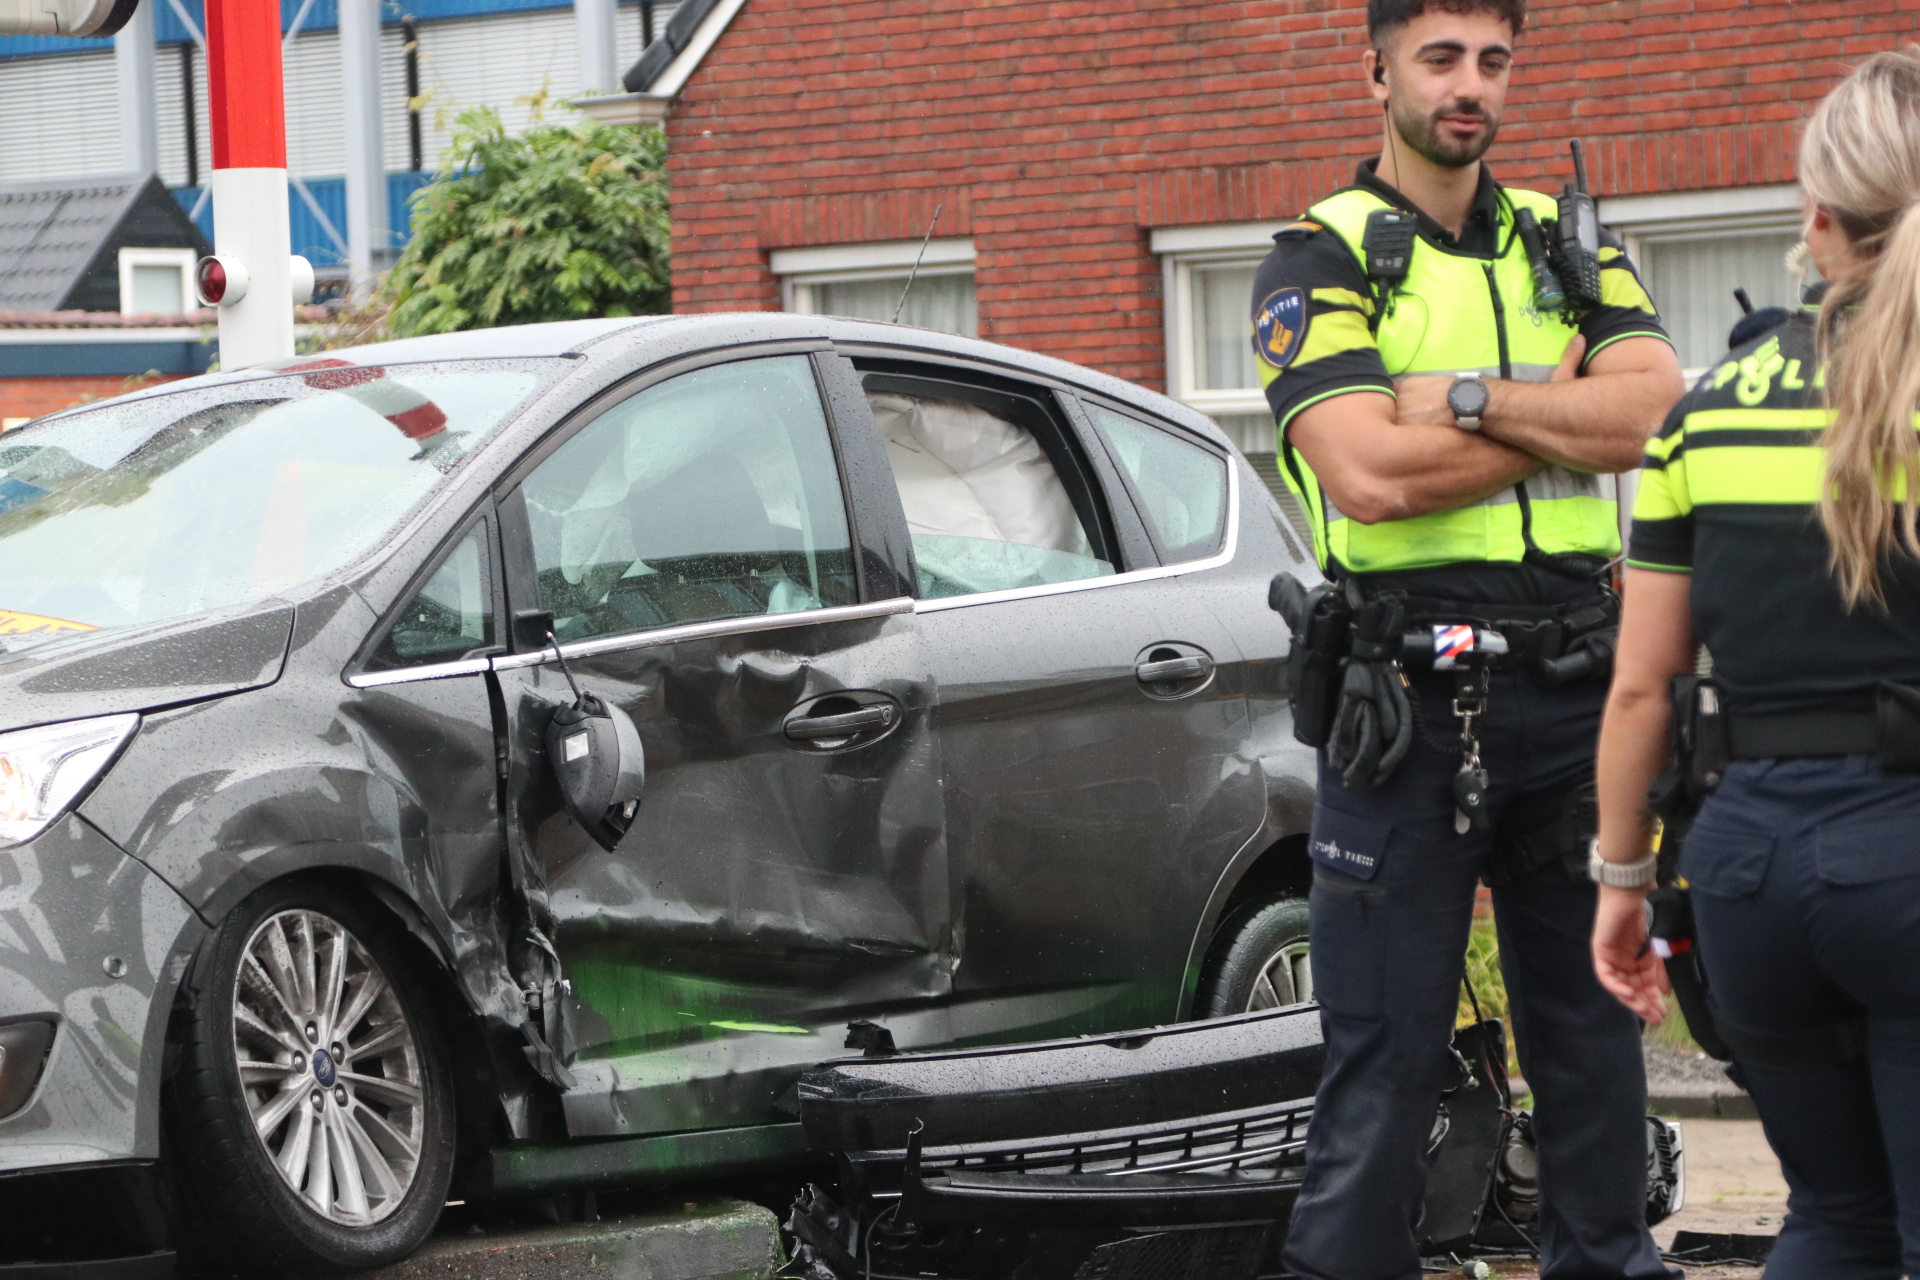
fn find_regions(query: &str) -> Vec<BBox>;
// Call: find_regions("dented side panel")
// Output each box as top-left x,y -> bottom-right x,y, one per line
78,587 -> 552,1139
496,612 -> 947,1138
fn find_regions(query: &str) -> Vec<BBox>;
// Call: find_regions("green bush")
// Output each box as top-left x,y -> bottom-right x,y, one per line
1456,910 -> 1509,1031
1456,912 -> 1520,1078
386,102 -> 671,337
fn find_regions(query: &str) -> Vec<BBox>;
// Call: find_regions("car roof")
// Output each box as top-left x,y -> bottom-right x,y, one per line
40,314 -> 1235,452
310,313 -> 1233,448
321,316 -> 668,362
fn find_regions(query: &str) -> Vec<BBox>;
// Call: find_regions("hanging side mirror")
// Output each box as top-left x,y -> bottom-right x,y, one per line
530,618 -> 645,851
546,692 -> 645,852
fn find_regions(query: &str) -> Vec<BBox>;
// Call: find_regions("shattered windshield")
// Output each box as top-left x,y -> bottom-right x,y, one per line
0,359 -> 560,652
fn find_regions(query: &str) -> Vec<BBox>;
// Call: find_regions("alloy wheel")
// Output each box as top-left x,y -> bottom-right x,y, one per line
231,909 -> 426,1226
1246,939 -> 1313,1011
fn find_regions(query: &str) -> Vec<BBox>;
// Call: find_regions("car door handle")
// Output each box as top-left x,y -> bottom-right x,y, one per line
1136,656 -> 1209,683
784,705 -> 896,740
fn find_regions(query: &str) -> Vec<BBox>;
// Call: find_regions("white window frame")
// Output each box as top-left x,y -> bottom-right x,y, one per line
1600,184 -> 1804,379
117,247 -> 198,316
1152,222 -> 1287,451
773,237 -> 977,317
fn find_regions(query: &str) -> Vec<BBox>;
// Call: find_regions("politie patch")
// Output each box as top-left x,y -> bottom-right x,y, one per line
1253,287 -> 1307,371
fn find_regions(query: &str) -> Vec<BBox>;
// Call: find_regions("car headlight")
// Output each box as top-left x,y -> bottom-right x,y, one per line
0,713 -> 139,849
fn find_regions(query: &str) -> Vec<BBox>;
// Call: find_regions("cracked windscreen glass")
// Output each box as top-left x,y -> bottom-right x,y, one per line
0,359 -> 559,652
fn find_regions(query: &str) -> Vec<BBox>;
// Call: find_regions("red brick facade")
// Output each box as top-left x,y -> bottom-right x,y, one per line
664,0 -> 1916,391
0,375 -> 183,424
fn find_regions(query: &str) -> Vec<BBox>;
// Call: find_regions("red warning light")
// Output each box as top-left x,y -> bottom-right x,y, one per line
196,257 -> 227,303
194,256 -> 250,307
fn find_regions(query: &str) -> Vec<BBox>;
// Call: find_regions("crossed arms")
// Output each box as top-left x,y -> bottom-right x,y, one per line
1286,335 -> 1685,525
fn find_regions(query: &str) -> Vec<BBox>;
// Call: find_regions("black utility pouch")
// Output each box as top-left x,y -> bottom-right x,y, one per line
1271,573 -> 1352,748
1877,681 -> 1920,773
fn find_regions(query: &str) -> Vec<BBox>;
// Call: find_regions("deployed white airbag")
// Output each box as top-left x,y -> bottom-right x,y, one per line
868,393 -> 1091,557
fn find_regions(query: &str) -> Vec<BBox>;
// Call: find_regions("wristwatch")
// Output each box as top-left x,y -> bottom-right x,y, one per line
1587,837 -> 1659,888
1447,372 -> 1490,431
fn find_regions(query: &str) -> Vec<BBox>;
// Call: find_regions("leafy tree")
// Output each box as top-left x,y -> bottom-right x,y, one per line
386,103 -> 670,336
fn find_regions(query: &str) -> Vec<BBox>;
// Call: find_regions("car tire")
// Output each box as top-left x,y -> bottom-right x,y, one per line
1198,896 -> 1314,1017
164,879 -> 455,1275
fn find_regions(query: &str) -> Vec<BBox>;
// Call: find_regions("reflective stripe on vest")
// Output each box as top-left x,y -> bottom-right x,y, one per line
1281,185 -> 1622,575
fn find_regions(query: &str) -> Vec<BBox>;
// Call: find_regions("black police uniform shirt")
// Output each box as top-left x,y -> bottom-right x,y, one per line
1252,159 -> 1668,607
1631,308 -> 1920,714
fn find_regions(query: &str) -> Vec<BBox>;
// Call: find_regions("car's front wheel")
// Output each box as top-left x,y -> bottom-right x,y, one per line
165,879 -> 455,1275
1198,897 -> 1313,1017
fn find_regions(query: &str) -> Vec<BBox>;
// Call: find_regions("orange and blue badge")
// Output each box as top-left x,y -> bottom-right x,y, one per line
1254,288 -> 1307,370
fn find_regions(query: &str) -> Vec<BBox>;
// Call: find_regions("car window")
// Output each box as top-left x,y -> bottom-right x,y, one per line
364,523 -> 493,671
521,355 -> 857,641
1087,405 -> 1229,562
867,391 -> 1113,599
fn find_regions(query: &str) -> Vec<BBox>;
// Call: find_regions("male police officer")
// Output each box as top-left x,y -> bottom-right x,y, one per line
1254,2 -> 1687,1278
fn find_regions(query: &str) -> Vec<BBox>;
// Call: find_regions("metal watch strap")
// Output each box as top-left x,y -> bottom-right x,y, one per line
1587,838 -> 1658,888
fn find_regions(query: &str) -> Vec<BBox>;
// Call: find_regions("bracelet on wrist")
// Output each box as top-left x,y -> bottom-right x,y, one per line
1586,837 -> 1658,889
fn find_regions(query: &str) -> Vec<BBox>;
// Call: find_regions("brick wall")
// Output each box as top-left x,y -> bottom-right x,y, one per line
0,374 -> 184,425
666,0 -> 1919,391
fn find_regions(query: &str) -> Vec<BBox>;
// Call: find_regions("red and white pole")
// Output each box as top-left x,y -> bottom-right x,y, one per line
203,0 -> 299,366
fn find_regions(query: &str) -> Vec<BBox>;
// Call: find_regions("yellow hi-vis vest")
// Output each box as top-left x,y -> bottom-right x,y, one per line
1280,185 -> 1623,576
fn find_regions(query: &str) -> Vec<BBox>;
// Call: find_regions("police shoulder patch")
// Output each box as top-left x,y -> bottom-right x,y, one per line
1254,287 -> 1308,371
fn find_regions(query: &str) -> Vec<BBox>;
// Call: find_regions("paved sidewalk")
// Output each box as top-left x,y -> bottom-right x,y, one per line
353,1199 -> 782,1280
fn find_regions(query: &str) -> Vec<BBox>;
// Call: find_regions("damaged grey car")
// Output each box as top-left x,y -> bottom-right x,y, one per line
0,314 -> 1328,1274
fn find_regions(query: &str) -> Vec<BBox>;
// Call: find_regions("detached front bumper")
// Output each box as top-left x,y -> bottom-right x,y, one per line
0,813 -> 203,1176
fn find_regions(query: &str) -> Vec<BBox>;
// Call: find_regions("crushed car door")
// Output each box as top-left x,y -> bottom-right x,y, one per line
490,349 -> 944,1140
844,358 -> 1261,1044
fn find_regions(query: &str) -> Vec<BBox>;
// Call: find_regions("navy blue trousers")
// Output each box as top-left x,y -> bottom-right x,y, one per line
1684,757 -> 1920,1280
1282,669 -> 1673,1280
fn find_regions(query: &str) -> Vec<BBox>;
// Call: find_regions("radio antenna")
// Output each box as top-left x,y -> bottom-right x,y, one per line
1569,139 -> 1589,195
891,203 -> 945,324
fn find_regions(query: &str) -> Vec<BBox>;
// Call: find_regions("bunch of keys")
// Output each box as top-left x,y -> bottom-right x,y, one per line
1453,669 -> 1491,834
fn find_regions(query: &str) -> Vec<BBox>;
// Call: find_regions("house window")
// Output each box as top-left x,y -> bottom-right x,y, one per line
1601,185 -> 1806,373
774,238 -> 977,338
1150,222 -> 1310,537
118,247 -> 198,315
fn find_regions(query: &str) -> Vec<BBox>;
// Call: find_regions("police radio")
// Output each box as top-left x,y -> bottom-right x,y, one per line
1361,208 -> 1418,321
1551,140 -> 1604,313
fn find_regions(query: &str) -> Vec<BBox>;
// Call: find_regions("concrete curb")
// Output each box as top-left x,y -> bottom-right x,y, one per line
1649,1093 -> 1758,1120
354,1200 -> 783,1280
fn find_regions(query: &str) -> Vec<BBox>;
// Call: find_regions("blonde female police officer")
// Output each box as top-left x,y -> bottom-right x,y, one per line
1596,49 -> 1920,1279
1253,1 -> 1687,1277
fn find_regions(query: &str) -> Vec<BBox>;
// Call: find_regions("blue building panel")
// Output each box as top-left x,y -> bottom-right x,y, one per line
172,170 -> 437,266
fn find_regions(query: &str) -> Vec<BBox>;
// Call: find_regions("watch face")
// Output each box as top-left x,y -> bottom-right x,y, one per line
1449,376 -> 1490,418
